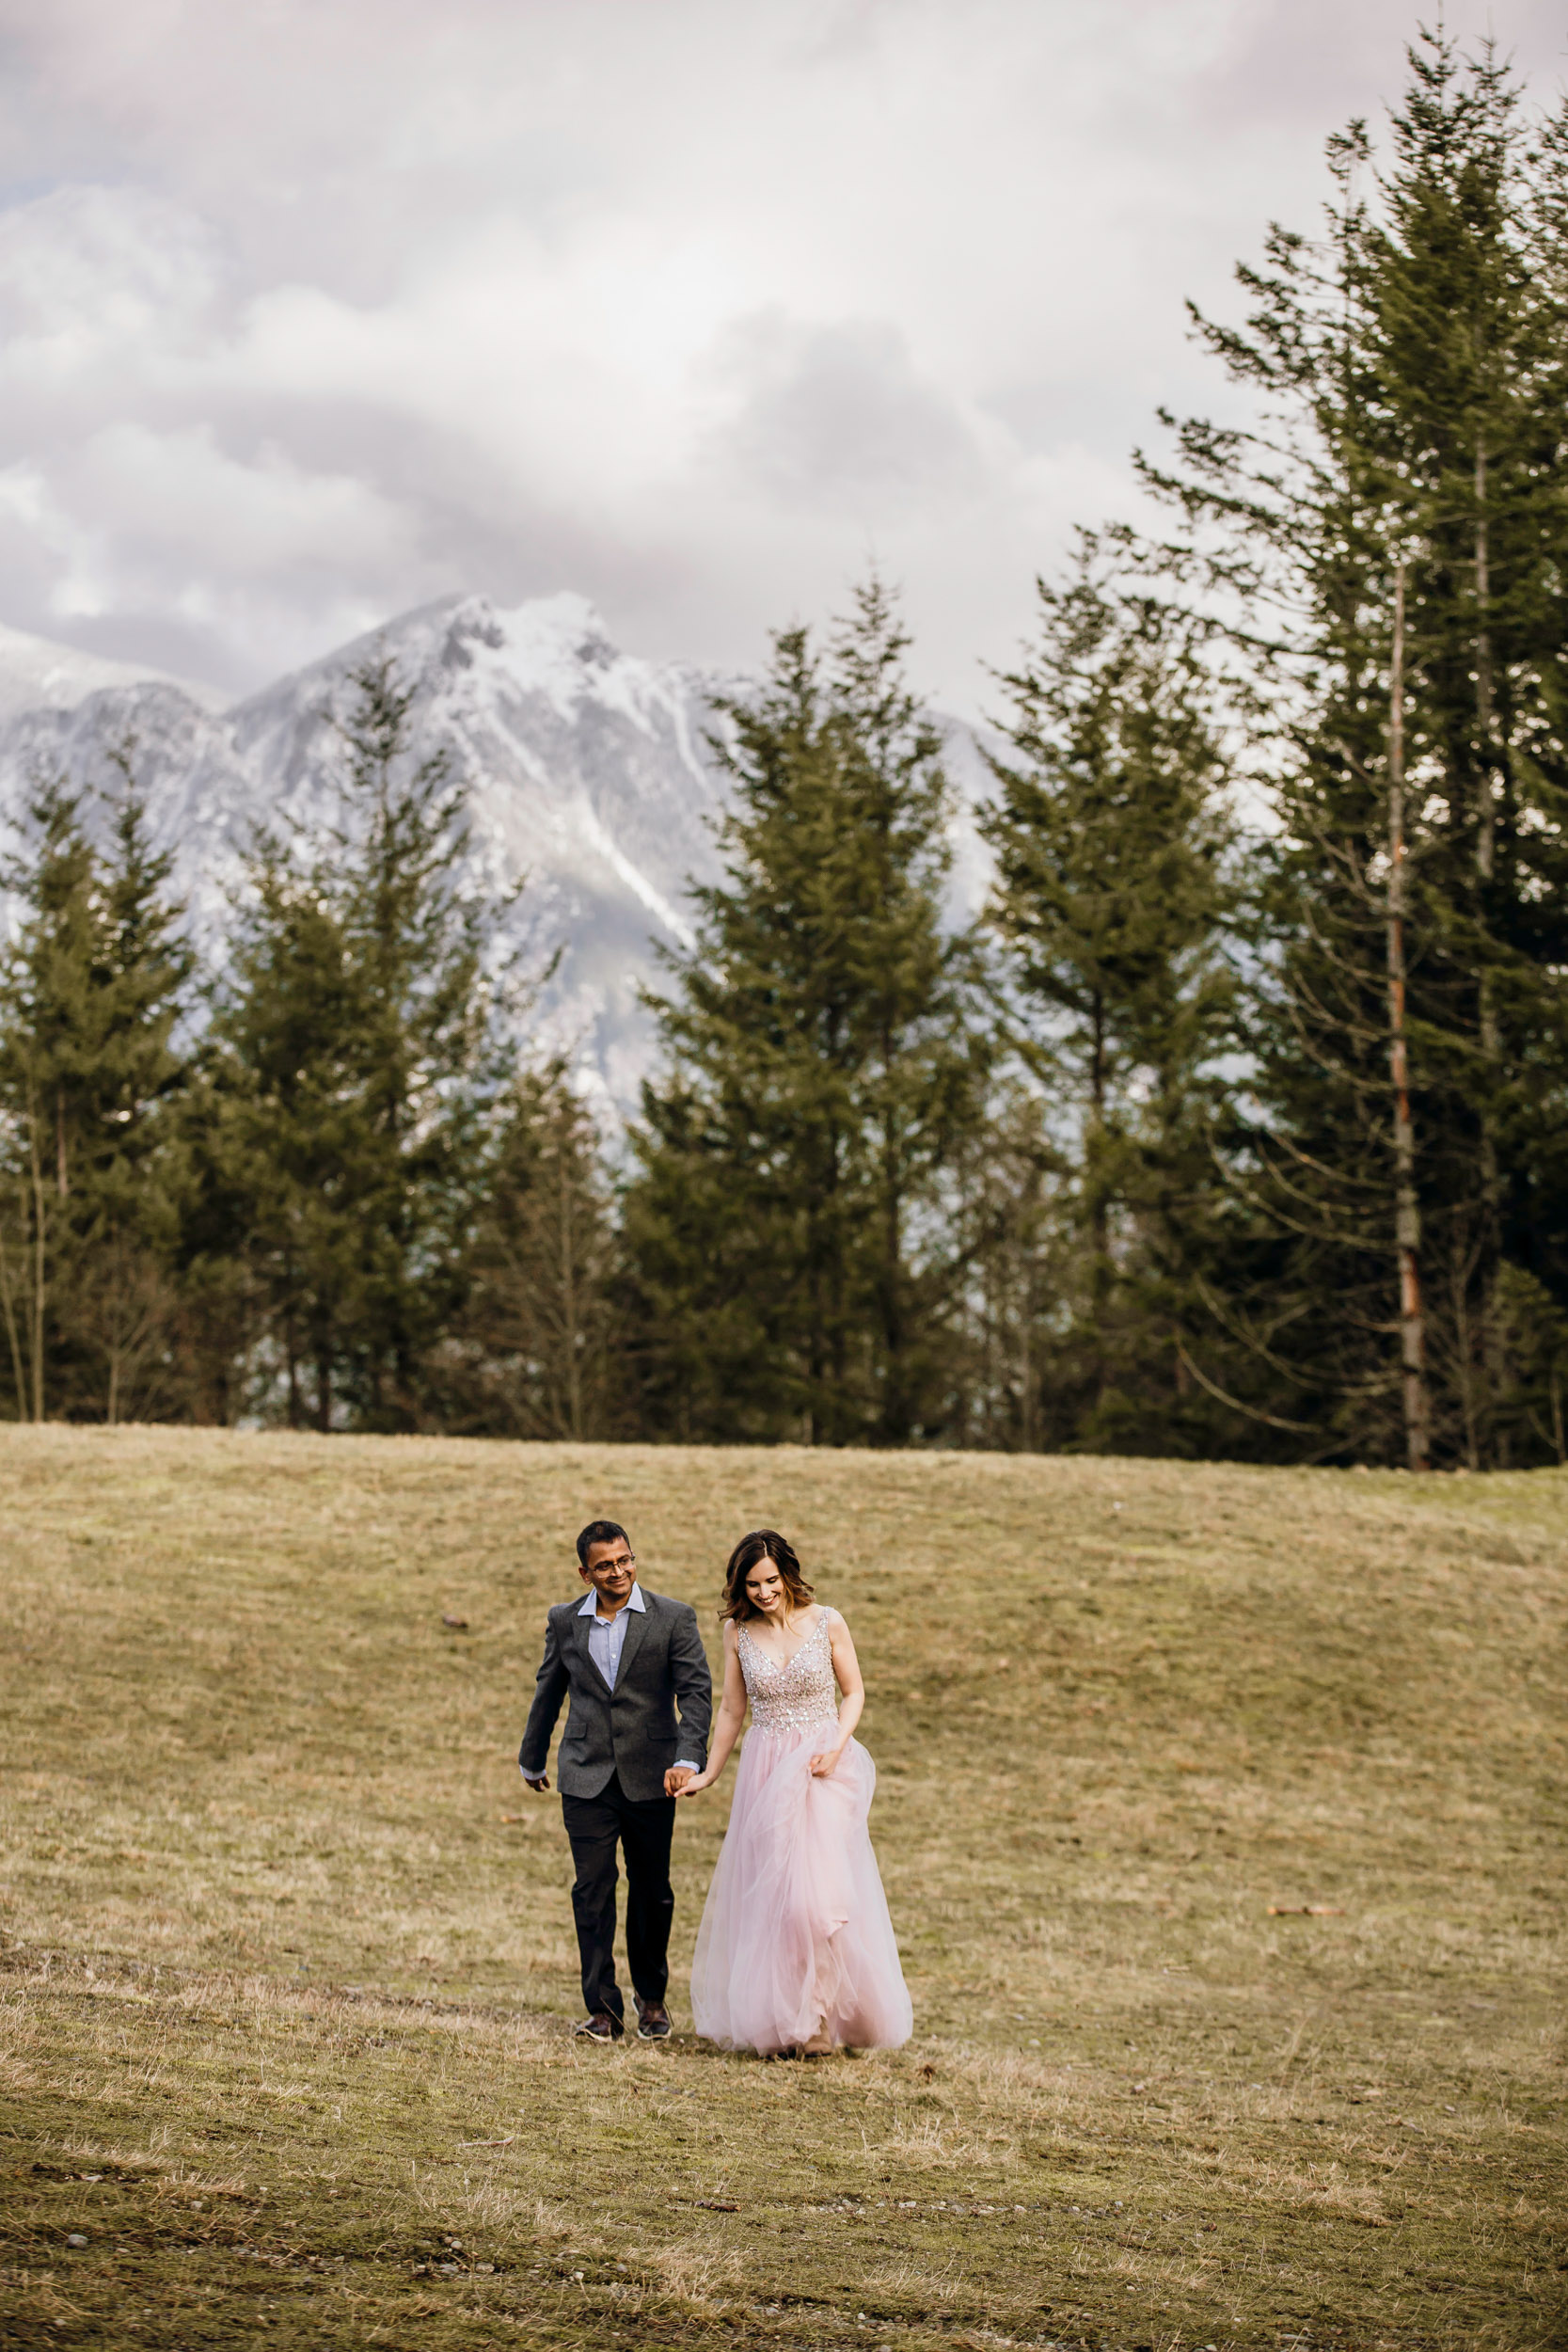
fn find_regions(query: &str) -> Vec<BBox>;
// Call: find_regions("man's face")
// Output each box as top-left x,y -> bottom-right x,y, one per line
581,1537 -> 636,1613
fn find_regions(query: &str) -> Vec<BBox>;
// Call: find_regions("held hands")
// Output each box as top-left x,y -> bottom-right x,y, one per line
524,1769 -> 699,1795
680,1749 -> 846,1788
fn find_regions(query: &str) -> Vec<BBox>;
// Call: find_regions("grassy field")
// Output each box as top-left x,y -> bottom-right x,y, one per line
0,1426 -> 1562,2352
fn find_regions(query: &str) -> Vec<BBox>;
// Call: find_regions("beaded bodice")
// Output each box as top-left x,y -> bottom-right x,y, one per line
737,1608 -> 840,1735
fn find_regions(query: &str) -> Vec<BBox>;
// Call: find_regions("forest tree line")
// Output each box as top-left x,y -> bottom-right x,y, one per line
2,33 -> 1566,1468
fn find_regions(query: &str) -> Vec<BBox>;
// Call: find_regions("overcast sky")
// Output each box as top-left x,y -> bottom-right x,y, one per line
0,0 -> 1564,711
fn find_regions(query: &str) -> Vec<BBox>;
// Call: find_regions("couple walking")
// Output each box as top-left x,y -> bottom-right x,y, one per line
518,1519 -> 911,2055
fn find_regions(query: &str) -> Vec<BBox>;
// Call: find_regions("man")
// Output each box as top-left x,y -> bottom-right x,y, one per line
519,1520 -> 712,2042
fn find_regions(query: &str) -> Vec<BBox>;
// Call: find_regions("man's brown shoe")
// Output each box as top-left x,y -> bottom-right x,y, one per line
633,1995 -> 672,2041
574,2010 -> 623,2042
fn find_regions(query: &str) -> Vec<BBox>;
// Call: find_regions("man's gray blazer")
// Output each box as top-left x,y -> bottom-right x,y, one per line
518,1588 -> 713,1804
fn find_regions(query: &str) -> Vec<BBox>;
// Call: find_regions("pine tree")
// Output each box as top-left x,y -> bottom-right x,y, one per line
1136,30 -> 1568,1465
0,756 -> 190,1422
832,580 -> 990,1442
942,1081 -> 1072,1452
437,1068 -> 620,1438
1368,40 -> 1568,1460
980,536 -> 1240,1451
201,660 -> 513,1429
624,580 -> 987,1444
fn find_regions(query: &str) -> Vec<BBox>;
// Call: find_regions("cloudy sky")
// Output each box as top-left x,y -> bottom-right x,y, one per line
0,0 -> 1564,711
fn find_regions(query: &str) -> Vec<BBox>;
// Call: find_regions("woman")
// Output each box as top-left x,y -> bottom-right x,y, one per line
678,1530 -> 911,2056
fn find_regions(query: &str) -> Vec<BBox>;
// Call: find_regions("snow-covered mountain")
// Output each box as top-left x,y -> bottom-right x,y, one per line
0,594 -> 736,1118
0,594 -> 992,1118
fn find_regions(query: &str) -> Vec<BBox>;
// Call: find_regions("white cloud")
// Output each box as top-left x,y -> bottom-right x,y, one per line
74,423 -> 416,571
0,0 -> 1563,707
712,314 -> 988,511
0,183 -> 227,393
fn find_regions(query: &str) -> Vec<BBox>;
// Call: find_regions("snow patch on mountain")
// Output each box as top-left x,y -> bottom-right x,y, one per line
0,594 -> 995,1119
0,594 -> 733,1118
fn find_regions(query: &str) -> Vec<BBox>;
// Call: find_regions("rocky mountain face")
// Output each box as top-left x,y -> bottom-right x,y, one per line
0,595 -> 991,1119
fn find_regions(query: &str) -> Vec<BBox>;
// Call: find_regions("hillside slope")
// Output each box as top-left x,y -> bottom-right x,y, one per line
0,1429 -> 1561,2349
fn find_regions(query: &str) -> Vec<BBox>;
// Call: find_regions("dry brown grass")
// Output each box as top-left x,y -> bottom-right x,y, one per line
0,1425 -> 1563,2350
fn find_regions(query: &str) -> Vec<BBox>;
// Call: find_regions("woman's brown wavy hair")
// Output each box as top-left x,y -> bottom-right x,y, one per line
720,1530 -> 815,1623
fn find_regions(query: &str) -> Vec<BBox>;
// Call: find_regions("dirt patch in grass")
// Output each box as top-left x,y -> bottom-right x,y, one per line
0,1427 -> 1563,2348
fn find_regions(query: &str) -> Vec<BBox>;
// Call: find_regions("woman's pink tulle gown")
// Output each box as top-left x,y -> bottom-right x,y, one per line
689,1607 -> 912,2054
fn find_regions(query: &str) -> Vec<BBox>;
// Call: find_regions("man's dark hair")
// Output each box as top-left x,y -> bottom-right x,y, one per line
577,1519 -> 630,1569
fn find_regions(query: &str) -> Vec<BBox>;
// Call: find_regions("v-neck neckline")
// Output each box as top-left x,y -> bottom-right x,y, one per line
741,1605 -> 824,1672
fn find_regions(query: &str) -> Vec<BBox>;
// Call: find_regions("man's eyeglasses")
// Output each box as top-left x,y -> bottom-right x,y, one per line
593,1552 -> 635,1575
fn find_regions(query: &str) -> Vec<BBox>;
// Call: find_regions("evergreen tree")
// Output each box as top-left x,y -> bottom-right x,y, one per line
980,536 -> 1241,1452
200,660 -> 513,1430
942,1081 -> 1072,1453
0,757 -> 190,1422
624,580 -> 987,1444
436,1068 -> 620,1438
1138,30 -> 1568,1465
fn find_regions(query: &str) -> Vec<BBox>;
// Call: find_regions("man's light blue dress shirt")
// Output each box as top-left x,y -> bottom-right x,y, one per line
578,1582 -> 700,1773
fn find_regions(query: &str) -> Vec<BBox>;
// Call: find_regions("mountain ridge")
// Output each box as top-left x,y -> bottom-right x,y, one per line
0,595 -> 991,1116
0,618 -> 228,725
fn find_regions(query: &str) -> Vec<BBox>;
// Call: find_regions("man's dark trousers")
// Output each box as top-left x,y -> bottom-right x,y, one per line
562,1771 -> 675,2023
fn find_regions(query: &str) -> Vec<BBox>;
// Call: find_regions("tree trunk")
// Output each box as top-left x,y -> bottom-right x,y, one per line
1017,1274 -> 1035,1454
285,1299 -> 302,1430
877,982 -> 908,1444
827,1111 -> 848,1444
0,1197 -> 28,1421
1087,991 -> 1111,1412
1450,1238 -> 1481,1472
1386,563 -> 1431,1470
1473,434 -> 1505,1459
806,1102 -> 841,1446
27,1084 -> 46,1424
879,1104 -> 905,1444
559,1145 -> 582,1441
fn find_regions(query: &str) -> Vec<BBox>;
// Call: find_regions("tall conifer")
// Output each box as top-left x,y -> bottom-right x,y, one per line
625,580 -> 986,1443
982,537 -> 1239,1451
1139,29 -> 1568,1464
438,1069 -> 619,1439
203,660 -> 511,1429
0,762 -> 190,1422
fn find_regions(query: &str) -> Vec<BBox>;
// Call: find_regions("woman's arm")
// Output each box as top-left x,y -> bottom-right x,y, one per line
676,1624 -> 747,1795
809,1610 -> 864,1777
